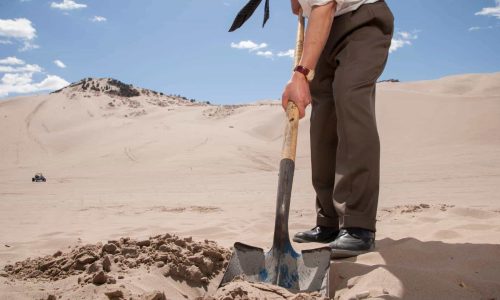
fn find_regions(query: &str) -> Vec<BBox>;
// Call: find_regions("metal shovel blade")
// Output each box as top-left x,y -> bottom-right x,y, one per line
220,159 -> 331,294
220,242 -> 331,294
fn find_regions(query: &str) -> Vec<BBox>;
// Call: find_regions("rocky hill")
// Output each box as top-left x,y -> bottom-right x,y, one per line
53,77 -> 208,106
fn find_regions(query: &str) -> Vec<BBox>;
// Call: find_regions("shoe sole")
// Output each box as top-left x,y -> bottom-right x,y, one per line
292,236 -> 336,244
330,246 -> 375,259
292,236 -> 312,243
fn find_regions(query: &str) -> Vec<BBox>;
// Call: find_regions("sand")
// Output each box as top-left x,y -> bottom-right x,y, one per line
0,74 -> 500,299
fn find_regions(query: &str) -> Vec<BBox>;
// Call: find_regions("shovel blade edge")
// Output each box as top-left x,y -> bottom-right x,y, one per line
220,243 -> 331,295
220,242 -> 266,286
297,246 -> 331,293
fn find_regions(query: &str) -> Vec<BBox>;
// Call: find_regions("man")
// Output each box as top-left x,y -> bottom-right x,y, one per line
281,0 -> 394,257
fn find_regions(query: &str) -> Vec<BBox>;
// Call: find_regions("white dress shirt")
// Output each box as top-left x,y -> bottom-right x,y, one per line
298,0 -> 379,17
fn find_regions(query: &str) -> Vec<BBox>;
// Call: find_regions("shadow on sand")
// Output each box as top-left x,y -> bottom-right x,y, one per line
328,238 -> 500,300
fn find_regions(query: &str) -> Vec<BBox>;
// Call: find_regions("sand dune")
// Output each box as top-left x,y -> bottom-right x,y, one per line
378,72 -> 500,97
1,74 -> 500,299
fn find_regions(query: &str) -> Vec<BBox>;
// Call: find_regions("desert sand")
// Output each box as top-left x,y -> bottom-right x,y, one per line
0,74 -> 500,299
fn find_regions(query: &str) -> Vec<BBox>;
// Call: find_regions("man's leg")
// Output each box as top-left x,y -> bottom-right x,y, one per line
329,2 -> 394,256
311,56 -> 338,229
293,46 -> 339,244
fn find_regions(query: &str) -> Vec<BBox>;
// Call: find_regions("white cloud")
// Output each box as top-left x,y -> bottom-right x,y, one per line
0,73 -> 69,98
54,59 -> 66,68
256,50 -> 274,58
398,32 -> 412,39
37,75 -> 69,90
231,41 -> 297,60
90,16 -> 107,22
231,40 -> 268,52
0,57 -> 41,73
0,56 -> 68,97
468,25 -> 498,31
51,0 -> 87,10
390,31 -> 418,53
0,18 -> 36,40
475,0 -> 500,19
389,39 -> 410,53
0,18 -> 38,51
19,41 -> 39,52
277,49 -> 295,58
0,64 -> 42,73
1,73 -> 32,86
0,56 -> 25,65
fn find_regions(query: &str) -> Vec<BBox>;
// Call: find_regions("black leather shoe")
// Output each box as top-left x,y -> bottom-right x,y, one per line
329,228 -> 375,258
293,226 -> 339,243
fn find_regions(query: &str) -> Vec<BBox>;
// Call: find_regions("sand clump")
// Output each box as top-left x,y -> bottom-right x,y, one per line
2,234 -> 330,299
2,235 -> 328,299
3,233 -> 230,287
204,278 -> 328,300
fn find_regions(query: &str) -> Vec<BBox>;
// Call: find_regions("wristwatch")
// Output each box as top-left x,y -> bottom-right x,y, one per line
294,65 -> 315,82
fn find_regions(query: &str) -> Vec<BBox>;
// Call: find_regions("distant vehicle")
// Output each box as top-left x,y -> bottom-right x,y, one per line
32,173 -> 46,182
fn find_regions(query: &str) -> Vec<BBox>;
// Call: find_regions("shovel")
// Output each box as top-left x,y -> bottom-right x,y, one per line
220,12 -> 331,295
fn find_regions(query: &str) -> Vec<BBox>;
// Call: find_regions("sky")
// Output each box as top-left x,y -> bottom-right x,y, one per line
0,0 -> 499,104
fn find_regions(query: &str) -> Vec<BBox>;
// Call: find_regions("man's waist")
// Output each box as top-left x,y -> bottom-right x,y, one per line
335,0 -> 383,17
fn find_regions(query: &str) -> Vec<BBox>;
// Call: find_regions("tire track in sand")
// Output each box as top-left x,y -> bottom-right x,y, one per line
24,98 -> 49,154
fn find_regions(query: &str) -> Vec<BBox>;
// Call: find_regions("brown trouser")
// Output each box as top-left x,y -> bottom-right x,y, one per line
309,1 -> 394,232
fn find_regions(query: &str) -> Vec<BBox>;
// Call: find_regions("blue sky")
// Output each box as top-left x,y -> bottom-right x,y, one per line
0,0 -> 499,104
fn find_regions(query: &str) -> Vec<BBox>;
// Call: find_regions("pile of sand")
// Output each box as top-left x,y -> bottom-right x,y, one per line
2,234 -> 330,300
3,233 -> 230,288
207,279 -> 327,300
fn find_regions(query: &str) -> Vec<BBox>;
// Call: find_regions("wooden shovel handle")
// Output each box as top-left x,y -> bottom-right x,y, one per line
281,12 -> 305,161
294,12 -> 305,69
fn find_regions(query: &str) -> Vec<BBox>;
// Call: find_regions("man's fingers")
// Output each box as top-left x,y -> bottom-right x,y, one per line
297,103 -> 306,119
306,95 -> 312,107
281,90 -> 289,111
290,100 -> 305,119
301,94 -> 312,118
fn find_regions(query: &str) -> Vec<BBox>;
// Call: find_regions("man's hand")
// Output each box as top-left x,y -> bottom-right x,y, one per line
290,0 -> 301,15
281,2 -> 335,119
282,72 -> 311,119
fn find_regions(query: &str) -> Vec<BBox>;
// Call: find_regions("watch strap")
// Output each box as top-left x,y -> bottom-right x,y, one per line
294,65 -> 314,82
